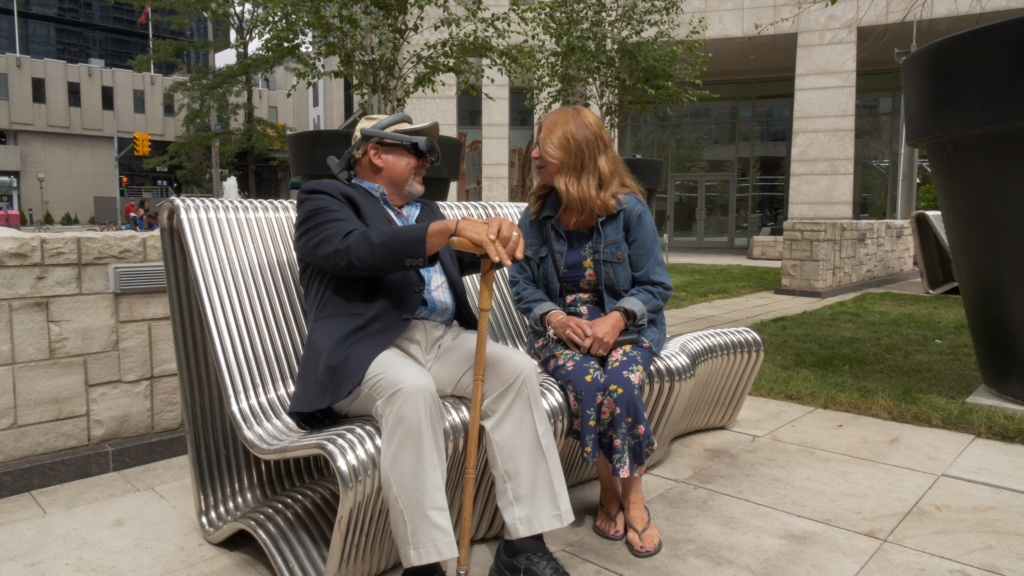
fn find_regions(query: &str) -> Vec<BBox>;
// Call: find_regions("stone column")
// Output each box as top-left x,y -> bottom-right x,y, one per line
788,17 -> 858,220
480,65 -> 510,202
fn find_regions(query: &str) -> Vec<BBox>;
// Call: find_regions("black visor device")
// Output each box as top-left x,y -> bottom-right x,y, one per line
327,113 -> 441,182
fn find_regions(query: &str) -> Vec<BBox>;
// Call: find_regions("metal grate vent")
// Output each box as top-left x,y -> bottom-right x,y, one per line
112,264 -> 167,293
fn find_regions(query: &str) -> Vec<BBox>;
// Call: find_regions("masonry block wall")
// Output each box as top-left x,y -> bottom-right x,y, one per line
748,236 -> 784,261
781,220 -> 914,291
0,231 -> 179,464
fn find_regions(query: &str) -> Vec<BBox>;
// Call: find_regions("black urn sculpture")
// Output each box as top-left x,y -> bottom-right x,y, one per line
623,155 -> 667,200
287,129 -> 464,202
902,15 -> 1024,403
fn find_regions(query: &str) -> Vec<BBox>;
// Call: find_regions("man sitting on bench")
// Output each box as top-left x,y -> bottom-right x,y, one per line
290,114 -> 574,576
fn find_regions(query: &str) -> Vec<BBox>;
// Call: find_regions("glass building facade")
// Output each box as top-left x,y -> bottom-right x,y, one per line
854,70 -> 905,220
619,79 -> 794,249
457,88 -> 482,202
509,89 -> 534,202
0,0 -> 197,75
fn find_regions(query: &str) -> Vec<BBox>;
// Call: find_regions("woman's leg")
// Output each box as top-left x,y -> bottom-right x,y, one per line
621,475 -> 660,553
600,345 -> 660,552
543,348 -> 625,537
594,452 -> 625,537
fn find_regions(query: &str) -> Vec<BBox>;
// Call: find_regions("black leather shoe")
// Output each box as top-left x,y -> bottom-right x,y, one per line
488,537 -> 569,576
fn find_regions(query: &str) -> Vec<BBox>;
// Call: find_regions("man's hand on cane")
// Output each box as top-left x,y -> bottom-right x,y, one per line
457,216 -> 525,267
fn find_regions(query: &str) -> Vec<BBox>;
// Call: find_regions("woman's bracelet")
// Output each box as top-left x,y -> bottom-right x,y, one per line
545,311 -> 567,328
450,219 -> 460,239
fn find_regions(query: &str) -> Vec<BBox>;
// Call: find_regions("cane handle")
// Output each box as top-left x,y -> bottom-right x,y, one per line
448,236 -> 488,255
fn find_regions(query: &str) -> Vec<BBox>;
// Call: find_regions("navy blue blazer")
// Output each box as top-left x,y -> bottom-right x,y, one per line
289,179 -> 479,418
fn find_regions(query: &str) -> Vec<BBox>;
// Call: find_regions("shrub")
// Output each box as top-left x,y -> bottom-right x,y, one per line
916,170 -> 939,211
43,210 -> 54,225
72,213 -> 80,224
88,216 -> 96,224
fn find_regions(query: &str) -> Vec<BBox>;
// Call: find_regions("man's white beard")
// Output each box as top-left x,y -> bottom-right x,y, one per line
404,173 -> 425,198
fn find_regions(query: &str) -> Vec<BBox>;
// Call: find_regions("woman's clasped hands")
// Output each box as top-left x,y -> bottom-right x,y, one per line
550,312 -> 627,357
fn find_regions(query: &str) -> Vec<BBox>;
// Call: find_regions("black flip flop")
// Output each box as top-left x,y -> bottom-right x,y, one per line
624,505 -> 662,558
592,503 -> 626,541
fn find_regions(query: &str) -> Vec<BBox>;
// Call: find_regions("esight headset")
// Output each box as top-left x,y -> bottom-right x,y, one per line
327,113 -> 441,182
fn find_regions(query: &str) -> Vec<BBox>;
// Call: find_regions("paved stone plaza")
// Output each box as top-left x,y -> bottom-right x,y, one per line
1,394 -> 1022,576
2,269 -> 1020,576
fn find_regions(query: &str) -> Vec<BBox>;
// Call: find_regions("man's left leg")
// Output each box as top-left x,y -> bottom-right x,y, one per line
429,324 -> 573,573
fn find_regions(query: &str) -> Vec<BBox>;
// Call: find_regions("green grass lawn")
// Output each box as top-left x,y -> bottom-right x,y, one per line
665,264 -> 781,311
750,292 -> 1024,444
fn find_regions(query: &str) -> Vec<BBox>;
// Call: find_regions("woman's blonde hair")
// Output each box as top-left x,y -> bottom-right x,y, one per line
528,105 -> 644,220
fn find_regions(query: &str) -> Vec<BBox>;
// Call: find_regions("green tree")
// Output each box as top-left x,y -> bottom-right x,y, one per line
916,169 -> 939,211
264,0 -> 509,117
129,1 -> 288,196
43,210 -> 54,225
498,0 -> 710,135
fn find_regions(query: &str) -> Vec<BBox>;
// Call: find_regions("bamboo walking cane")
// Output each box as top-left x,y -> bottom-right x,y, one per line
448,236 -> 496,576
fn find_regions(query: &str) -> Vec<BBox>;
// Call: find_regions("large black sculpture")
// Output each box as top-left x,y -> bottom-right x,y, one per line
288,129 -> 463,202
902,15 -> 1024,403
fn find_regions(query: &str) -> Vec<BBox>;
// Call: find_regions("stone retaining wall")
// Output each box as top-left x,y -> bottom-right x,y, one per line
748,236 -> 783,260
0,231 -> 179,464
781,220 -> 914,291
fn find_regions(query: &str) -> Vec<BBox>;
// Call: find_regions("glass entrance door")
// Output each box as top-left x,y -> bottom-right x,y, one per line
669,175 -> 736,249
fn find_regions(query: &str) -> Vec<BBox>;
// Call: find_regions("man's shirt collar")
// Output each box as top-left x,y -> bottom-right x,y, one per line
352,178 -> 419,209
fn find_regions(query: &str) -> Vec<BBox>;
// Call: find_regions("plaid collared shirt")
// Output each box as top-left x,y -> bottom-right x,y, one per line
353,178 -> 456,325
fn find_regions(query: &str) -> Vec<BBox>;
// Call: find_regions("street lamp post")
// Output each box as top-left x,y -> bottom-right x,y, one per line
36,173 -> 45,221
207,15 -> 220,198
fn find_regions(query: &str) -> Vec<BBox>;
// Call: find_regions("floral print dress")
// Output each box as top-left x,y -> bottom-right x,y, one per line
533,226 -> 658,477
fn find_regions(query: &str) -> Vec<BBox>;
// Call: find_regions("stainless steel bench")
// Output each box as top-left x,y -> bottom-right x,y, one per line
161,197 -> 764,576
911,210 -> 958,295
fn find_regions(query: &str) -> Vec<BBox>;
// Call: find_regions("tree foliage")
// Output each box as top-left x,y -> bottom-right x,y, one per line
498,0 -> 710,135
264,0 -> 510,118
129,0 -> 288,195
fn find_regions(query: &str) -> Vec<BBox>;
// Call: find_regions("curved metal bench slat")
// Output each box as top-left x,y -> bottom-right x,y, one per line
911,210 -> 958,295
161,198 -> 763,576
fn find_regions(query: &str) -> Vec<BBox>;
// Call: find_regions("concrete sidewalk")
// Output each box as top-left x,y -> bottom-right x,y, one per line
666,250 -> 781,268
2,395 -> 1021,576
665,279 -> 927,336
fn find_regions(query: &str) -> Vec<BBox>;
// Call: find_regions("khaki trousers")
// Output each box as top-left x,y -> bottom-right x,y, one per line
332,320 -> 574,567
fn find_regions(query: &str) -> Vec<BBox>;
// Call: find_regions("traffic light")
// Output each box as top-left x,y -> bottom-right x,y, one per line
133,132 -> 151,156
120,177 -> 128,189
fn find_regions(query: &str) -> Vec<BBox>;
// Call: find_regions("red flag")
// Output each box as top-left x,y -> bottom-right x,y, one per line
137,6 -> 150,25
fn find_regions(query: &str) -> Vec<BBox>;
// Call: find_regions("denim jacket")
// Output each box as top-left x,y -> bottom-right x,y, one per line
509,191 -> 674,355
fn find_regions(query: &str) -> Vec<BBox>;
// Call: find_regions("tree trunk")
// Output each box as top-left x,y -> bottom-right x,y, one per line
246,88 -> 258,196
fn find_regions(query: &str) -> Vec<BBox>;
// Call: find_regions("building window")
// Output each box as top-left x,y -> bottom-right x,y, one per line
344,78 -> 354,120
457,88 -> 482,202
312,82 -> 319,108
102,86 -> 114,110
0,74 -> 8,101
68,82 -> 81,107
268,106 -> 278,124
0,131 -> 7,145
32,78 -> 46,104
261,75 -> 277,91
854,71 -> 902,220
163,92 -> 174,116
509,89 -> 534,202
133,89 -> 145,114
618,79 -> 794,249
